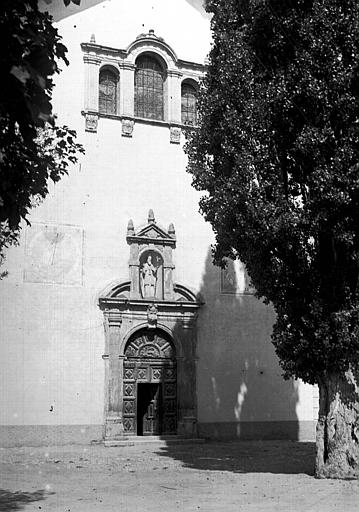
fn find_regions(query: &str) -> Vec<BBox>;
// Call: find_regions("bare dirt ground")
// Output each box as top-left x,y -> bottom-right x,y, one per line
1,440 -> 359,512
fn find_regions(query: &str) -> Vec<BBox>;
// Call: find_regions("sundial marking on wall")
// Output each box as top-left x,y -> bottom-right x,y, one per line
24,223 -> 83,285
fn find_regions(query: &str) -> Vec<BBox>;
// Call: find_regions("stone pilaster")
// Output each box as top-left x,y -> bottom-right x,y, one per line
167,70 -> 183,124
104,312 -> 125,442
120,62 -> 135,117
83,54 -> 101,112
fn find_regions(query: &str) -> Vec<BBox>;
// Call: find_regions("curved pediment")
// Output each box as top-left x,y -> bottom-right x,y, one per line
99,280 -> 131,300
126,31 -> 178,69
173,283 -> 200,303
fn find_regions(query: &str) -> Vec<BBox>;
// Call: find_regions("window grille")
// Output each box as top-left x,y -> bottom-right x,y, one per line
181,83 -> 197,125
99,69 -> 117,115
135,56 -> 164,120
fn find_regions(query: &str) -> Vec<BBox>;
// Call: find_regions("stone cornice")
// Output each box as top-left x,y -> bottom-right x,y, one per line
99,297 -> 203,312
177,59 -> 206,73
81,42 -> 127,59
83,55 -> 101,65
81,43 -> 206,74
126,235 -> 176,246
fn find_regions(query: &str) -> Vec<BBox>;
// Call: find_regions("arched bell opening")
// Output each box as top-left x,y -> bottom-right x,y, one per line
122,327 -> 177,436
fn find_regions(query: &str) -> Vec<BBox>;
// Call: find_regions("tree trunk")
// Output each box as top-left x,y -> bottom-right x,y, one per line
316,370 -> 359,478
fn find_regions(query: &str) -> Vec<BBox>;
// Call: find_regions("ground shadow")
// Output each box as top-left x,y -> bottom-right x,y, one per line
0,489 -> 49,511
155,440 -> 316,475
159,248 -> 308,473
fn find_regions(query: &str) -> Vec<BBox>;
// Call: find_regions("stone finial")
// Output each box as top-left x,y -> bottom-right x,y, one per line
148,209 -> 155,224
149,29 -> 155,37
90,33 -> 96,43
127,219 -> 134,235
168,223 -> 175,236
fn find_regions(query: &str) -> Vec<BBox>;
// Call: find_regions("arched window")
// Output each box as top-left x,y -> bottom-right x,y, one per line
181,83 -> 197,125
99,69 -> 118,115
135,55 -> 164,120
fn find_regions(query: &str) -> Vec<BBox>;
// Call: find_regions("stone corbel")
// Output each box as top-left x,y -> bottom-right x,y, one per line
169,125 -> 181,144
85,112 -> 99,132
122,118 -> 134,137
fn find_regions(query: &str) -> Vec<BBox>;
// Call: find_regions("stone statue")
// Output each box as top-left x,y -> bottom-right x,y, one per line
141,254 -> 157,297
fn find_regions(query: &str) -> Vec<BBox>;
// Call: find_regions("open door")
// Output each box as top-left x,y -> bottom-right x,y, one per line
137,383 -> 162,435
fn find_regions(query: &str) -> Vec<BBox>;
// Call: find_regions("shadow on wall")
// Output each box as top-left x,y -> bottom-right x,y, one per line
195,249 -> 299,441
0,489 -> 50,511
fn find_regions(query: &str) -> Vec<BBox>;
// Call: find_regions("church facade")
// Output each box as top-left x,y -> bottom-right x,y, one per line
0,0 -> 318,446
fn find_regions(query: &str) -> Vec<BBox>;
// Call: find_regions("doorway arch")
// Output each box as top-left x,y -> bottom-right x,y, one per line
123,328 -> 177,435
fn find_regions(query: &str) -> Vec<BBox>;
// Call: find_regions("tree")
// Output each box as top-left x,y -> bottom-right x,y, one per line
0,0 -> 83,274
186,0 -> 359,478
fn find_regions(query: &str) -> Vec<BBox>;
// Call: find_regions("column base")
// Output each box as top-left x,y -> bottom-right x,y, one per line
104,416 -> 126,442
178,416 -> 198,438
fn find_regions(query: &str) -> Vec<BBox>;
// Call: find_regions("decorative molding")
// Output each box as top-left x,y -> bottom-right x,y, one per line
167,70 -> 183,79
121,118 -> 134,137
119,62 -> 136,71
83,55 -> 101,65
85,112 -> 98,132
107,312 -> 122,326
147,303 -> 158,329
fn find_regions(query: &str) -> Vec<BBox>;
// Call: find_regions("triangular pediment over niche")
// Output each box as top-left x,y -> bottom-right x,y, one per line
126,209 -> 176,246
137,224 -> 172,240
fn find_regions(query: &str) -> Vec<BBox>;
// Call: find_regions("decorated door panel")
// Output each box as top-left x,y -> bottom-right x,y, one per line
123,329 -> 177,436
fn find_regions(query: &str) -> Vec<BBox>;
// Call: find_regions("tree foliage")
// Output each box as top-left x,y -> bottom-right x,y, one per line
187,0 -> 359,385
0,0 -> 84,268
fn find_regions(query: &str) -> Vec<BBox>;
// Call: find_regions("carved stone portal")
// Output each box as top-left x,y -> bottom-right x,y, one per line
99,211 -> 203,444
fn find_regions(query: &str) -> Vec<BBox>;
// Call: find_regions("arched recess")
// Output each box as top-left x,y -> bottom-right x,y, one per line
134,52 -> 167,120
181,78 -> 198,125
122,327 -> 177,436
99,65 -> 120,115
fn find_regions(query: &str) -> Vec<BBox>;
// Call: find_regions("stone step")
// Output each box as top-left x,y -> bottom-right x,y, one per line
104,436 -> 205,447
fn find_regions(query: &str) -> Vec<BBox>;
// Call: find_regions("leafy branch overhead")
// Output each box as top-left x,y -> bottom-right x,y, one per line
0,0 -> 84,244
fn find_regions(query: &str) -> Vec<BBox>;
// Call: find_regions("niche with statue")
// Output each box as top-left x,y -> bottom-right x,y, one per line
127,210 -> 176,301
139,250 -> 164,299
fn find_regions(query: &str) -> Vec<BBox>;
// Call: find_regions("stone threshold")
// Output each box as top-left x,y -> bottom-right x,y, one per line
104,436 -> 205,447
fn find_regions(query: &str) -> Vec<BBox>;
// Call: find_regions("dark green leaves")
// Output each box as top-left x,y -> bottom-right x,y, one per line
187,0 -> 359,383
